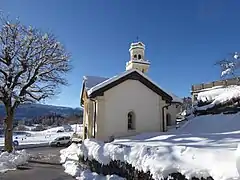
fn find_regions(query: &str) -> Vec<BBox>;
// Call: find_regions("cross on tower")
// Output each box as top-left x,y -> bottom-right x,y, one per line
136,36 -> 139,42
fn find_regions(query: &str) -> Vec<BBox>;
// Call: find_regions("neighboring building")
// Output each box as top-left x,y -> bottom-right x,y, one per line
191,77 -> 240,103
166,99 -> 182,126
80,41 -> 182,141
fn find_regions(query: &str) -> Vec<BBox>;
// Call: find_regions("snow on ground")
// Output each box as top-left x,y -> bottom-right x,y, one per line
60,143 -> 125,180
22,125 -> 35,131
0,124 -> 83,147
27,124 -> 83,135
75,170 -> 125,180
71,124 -> 83,134
196,85 -> 240,110
0,149 -> 29,173
180,108 -> 193,116
43,126 -> 65,133
1,132 -> 73,146
74,113 -> 240,180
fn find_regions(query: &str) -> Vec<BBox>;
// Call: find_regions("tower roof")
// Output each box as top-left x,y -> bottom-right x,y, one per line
129,41 -> 145,51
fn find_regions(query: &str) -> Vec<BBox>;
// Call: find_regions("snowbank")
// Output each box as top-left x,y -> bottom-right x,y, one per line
60,143 -> 124,179
71,124 -> 83,133
77,113 -> 240,180
180,108 -> 193,116
60,113 -> 240,179
196,85 -> 240,110
80,139 -> 221,180
60,143 -> 81,164
0,150 -> 29,173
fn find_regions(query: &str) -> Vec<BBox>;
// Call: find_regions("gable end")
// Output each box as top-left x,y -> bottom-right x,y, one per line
89,71 -> 172,102
80,80 -> 89,106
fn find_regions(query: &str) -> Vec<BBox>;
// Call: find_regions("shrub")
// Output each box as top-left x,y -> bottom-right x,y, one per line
79,156 -> 214,180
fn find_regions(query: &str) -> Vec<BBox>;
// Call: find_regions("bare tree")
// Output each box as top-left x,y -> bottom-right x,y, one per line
0,14 -> 71,152
216,52 -> 240,78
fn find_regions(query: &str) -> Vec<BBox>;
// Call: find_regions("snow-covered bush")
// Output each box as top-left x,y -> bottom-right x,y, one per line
60,143 -> 125,179
74,139 -> 215,180
79,151 -> 214,180
216,52 -> 240,78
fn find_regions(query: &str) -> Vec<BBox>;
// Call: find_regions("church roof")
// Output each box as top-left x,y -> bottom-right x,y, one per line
129,41 -> 145,51
81,69 -> 183,105
168,93 -> 183,104
83,76 -> 109,90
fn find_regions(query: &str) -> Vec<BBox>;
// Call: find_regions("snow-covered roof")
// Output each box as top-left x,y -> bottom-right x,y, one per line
86,69 -> 162,97
81,69 -> 182,104
196,85 -> 240,110
129,42 -> 145,51
83,76 -> 109,90
169,92 -> 183,103
130,41 -> 145,47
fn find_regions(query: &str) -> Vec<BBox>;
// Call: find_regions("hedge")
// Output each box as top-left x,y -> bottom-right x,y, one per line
79,156 -> 214,180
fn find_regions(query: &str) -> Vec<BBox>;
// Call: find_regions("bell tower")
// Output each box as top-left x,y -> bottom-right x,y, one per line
125,41 -> 150,73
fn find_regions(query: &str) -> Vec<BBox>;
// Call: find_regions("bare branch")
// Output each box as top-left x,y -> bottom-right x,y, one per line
215,52 -> 240,78
0,13 -> 71,110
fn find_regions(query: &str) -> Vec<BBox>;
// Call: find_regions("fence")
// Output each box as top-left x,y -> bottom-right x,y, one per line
191,77 -> 240,93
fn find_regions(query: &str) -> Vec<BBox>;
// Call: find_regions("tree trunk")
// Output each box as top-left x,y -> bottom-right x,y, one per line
4,108 -> 14,152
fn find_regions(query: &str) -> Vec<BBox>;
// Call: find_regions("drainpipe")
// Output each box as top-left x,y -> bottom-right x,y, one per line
162,102 -> 171,132
90,98 -> 97,138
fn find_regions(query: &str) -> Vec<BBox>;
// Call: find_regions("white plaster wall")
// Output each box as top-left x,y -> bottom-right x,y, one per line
96,79 -> 166,141
95,96 -> 105,140
130,48 -> 145,60
126,63 -> 148,73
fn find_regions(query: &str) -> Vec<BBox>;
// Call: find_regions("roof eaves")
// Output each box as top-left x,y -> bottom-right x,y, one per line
87,69 -> 135,96
88,69 -> 173,102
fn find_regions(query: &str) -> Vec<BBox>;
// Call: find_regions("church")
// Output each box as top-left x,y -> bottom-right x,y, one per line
80,41 -> 182,141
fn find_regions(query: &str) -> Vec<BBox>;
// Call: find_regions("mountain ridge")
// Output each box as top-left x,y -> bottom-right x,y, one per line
0,103 -> 83,120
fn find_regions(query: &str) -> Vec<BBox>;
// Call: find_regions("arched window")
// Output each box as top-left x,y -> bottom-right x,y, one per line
142,69 -> 145,73
166,113 -> 171,126
127,111 -> 135,130
134,54 -> 137,59
138,54 -> 142,60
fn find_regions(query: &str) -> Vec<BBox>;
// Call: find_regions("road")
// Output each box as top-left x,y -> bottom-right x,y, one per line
27,146 -> 63,154
0,146 -> 74,180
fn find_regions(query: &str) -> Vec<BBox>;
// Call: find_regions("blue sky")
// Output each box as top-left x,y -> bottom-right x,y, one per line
1,0 -> 240,108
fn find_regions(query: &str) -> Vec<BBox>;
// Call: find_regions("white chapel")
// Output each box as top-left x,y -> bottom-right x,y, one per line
80,41 -> 182,141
